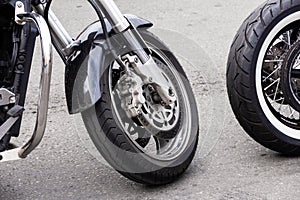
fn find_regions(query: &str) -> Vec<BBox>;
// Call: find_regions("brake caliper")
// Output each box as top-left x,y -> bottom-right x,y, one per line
116,70 -> 145,118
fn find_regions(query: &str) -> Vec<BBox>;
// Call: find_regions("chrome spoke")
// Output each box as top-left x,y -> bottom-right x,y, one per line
261,28 -> 300,122
269,97 -> 284,103
264,78 -> 280,91
264,60 -> 284,63
263,67 -> 280,82
273,78 -> 280,101
287,30 -> 291,46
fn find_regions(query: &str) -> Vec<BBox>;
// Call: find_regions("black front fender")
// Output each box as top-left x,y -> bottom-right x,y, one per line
65,15 -> 153,114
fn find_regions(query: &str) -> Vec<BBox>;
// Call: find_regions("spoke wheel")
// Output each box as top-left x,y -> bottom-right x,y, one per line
227,0 -> 300,154
259,27 -> 300,129
282,40 -> 300,112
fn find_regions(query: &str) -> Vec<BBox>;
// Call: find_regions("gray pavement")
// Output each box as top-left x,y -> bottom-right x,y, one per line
2,0 -> 300,199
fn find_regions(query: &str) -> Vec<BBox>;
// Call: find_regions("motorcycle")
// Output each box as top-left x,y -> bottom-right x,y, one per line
227,0 -> 300,154
0,0 -> 199,185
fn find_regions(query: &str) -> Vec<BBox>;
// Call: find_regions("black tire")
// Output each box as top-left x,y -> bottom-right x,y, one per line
227,0 -> 300,154
82,29 -> 199,185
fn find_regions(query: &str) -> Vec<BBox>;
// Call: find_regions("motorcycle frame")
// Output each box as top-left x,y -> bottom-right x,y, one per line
0,0 -> 153,161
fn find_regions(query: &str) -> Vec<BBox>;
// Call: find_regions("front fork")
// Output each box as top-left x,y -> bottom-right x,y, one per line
36,0 -> 169,95
91,0 -> 175,104
0,0 -> 174,161
34,0 -> 150,64
92,0 -> 150,63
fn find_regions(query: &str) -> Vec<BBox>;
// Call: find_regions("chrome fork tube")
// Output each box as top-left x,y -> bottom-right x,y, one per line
47,9 -> 73,50
35,5 -> 72,52
92,0 -> 150,63
17,13 -> 53,158
92,0 -> 130,32
35,1 -> 149,62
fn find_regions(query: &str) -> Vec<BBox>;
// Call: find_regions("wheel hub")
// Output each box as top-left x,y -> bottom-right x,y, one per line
116,54 -> 180,135
281,40 -> 300,112
138,82 -> 180,133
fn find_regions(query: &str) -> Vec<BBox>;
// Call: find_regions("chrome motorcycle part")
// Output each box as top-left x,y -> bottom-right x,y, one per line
62,40 -> 81,57
281,40 -> 300,112
0,88 -> 16,106
114,54 -> 180,136
93,0 -> 130,32
116,70 -> 145,118
115,54 -> 180,133
91,0 -> 150,63
47,9 -> 72,50
11,12 -> 53,159
121,29 -> 150,64
14,1 -> 26,25
35,5 -> 72,51
36,0 -> 142,57
256,19 -> 300,137
122,54 -> 177,106
0,0 -> 200,185
0,147 -> 22,162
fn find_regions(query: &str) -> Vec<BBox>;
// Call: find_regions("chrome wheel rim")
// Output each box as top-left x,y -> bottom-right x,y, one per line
256,12 -> 300,139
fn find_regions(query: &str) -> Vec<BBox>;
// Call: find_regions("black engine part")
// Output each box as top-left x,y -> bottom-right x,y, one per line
0,3 -> 14,87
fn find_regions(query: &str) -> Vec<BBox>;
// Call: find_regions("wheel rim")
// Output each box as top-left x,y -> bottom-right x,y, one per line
109,44 -> 193,161
256,11 -> 300,139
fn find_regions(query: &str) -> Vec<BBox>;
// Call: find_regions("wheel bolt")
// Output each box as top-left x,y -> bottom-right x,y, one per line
169,88 -> 175,96
17,2 -> 22,8
148,85 -> 154,92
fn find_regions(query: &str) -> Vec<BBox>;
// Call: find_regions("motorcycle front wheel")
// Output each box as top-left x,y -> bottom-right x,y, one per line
82,30 -> 199,185
227,0 -> 300,154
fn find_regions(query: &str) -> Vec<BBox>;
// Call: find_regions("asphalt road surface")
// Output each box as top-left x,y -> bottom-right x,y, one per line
2,0 -> 300,199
